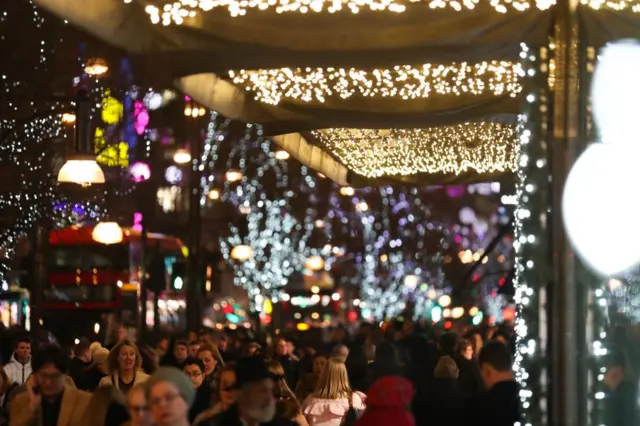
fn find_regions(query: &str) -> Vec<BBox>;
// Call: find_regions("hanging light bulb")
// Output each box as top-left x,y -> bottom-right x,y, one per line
208,189 -> 220,200
173,148 -> 191,164
275,150 -> 290,160
84,58 -> 109,77
57,154 -> 106,187
92,222 -> 124,245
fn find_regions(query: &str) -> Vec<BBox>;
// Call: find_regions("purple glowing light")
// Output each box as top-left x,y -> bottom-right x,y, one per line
130,162 -> 151,183
133,212 -> 143,232
134,101 -> 149,135
446,185 -> 466,198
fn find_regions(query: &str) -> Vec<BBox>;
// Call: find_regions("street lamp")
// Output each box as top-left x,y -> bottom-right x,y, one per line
231,245 -> 253,262
57,90 -> 105,186
173,148 -> 191,164
92,222 -> 124,245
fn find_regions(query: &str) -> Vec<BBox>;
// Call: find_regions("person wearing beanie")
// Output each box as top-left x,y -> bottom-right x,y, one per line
414,356 -> 466,426
146,367 -> 195,426
354,376 -> 414,426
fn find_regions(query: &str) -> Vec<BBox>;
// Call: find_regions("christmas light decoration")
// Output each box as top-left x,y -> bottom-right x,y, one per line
140,0 -> 557,22
314,123 -> 518,178
198,116 -> 312,310
512,43 -> 548,425
230,61 -> 523,106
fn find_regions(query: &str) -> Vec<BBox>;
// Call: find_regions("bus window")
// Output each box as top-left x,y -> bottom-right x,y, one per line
43,284 -> 116,303
49,244 -> 129,272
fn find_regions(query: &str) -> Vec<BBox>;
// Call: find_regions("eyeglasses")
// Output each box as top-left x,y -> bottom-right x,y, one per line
129,405 -> 149,413
36,372 -> 64,382
186,371 -> 203,378
149,393 -> 182,407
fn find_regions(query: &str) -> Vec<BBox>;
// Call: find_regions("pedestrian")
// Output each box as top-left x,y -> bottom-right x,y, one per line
10,345 -> 91,425
354,376 -> 414,426
193,363 -> 237,424
4,337 -> 32,385
295,354 -> 327,402
99,339 -> 150,397
197,357 -> 296,426
464,341 -> 520,426
125,383 -> 153,426
184,358 -> 213,422
146,367 -> 195,426
302,357 -> 365,426
274,338 -> 299,390
197,344 -> 224,391
68,338 -> 93,391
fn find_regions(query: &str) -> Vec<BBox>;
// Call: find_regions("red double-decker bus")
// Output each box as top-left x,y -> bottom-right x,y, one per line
43,226 -> 188,342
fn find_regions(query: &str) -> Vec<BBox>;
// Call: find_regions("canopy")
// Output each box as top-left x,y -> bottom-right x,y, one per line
32,0 -> 640,185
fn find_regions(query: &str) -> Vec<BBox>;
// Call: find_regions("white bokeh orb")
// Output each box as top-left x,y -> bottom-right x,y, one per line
592,40 -> 640,145
562,143 -> 640,276
458,207 -> 476,225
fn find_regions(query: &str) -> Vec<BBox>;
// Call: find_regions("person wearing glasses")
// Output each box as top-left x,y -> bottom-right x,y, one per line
184,358 -> 213,422
146,367 -> 196,426
10,345 -> 91,426
126,383 -> 152,426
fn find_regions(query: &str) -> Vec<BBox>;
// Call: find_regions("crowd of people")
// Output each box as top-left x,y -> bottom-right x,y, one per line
0,319 -> 633,426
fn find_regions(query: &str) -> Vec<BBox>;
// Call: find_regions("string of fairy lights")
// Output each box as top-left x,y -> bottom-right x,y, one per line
136,0 -> 589,22
229,62 -> 523,105
313,123 -> 519,178
512,42 -> 548,425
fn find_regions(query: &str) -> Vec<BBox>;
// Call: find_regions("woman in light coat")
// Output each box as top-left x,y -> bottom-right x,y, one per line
99,339 -> 149,397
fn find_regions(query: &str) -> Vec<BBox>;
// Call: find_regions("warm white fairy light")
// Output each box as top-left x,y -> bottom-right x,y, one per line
229,61 -> 524,105
313,123 -> 518,178
140,0 -> 557,22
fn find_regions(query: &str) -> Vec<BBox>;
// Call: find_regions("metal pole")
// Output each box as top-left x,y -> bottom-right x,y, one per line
138,219 -> 148,343
187,121 -> 202,332
549,0 -> 584,423
75,89 -> 91,154
31,224 -> 46,339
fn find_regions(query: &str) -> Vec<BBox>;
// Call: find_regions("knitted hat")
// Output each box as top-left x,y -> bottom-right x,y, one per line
355,377 -> 415,426
434,355 -> 459,379
145,367 -> 196,406
90,342 -> 103,356
93,347 -> 109,366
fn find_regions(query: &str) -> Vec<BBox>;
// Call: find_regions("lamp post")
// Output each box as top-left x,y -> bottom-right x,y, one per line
57,90 -> 105,186
186,114 -> 203,333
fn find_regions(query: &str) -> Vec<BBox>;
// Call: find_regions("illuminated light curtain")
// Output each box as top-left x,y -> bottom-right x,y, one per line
312,123 -> 519,179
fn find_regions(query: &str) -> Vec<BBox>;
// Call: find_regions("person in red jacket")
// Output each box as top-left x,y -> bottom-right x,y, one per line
355,376 -> 414,426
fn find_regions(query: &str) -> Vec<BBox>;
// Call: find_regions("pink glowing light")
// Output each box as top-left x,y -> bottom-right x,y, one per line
133,212 -> 143,232
134,101 -> 149,135
130,162 -> 151,183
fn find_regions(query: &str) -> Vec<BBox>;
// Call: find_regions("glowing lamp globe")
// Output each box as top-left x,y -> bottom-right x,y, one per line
230,245 -> 253,262
275,150 -> 290,160
339,186 -> 355,196
92,222 -> 124,245
562,143 -> 640,276
57,154 -> 105,187
173,149 -> 191,164
592,40 -> 640,146
305,255 -> 325,271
